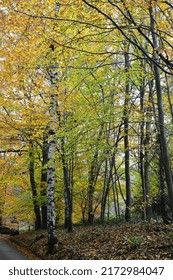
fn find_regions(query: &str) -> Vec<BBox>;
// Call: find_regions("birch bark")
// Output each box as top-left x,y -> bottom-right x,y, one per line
47,65 -> 58,252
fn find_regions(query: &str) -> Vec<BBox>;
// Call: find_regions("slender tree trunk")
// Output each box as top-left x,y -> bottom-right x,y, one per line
113,162 -> 124,221
124,48 -> 131,222
165,73 -> 173,122
159,149 -> 172,223
40,130 -> 48,229
149,7 -> 173,217
100,158 -> 108,222
144,81 -> 153,220
140,80 -> 153,220
29,140 -> 42,230
139,82 -> 147,220
61,137 -> 73,232
112,176 -> 118,223
47,129 -> 57,252
101,153 -> 115,222
88,124 -> 104,224
88,166 -> 95,225
47,93 -> 57,252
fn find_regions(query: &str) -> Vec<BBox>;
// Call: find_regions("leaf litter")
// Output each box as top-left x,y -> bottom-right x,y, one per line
7,222 -> 173,260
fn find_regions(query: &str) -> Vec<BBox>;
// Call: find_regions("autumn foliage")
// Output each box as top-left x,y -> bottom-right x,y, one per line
1,0 -> 173,255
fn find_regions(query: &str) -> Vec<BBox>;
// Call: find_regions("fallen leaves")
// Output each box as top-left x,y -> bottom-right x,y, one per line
8,222 -> 173,260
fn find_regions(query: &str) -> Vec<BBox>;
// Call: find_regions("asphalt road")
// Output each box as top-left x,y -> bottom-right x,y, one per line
0,237 -> 27,260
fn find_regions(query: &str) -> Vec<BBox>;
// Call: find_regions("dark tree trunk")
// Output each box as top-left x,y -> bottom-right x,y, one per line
63,163 -> 73,232
140,80 -> 153,220
101,152 -> 115,222
165,73 -> 173,122
124,48 -> 131,222
139,81 -> 147,220
100,158 -> 108,222
88,124 -> 104,224
159,151 -> 172,224
88,169 -> 95,225
149,7 -> 173,217
29,140 -> 42,230
144,81 -> 153,220
61,137 -> 73,232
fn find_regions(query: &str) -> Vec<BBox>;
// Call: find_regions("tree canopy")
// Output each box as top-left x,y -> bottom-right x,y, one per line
1,1 -> 173,247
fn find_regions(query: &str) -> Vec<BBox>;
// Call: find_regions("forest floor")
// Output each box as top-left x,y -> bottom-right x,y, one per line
5,222 -> 173,260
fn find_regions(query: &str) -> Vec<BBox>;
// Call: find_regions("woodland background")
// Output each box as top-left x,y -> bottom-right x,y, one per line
1,0 -> 173,257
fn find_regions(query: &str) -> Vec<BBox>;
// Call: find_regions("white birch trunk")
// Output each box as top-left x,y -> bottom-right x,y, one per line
47,7 -> 60,247
47,68 -> 58,251
47,128 -> 56,244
